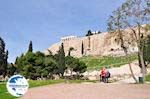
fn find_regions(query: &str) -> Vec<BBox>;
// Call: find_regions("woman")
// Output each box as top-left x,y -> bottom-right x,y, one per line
100,67 -> 107,83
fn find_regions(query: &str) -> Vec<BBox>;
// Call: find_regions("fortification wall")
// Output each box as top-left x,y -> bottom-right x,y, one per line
45,31 -> 138,57
45,24 -> 150,57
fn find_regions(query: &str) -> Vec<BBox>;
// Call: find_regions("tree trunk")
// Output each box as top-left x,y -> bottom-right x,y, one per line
137,24 -> 147,83
116,15 -> 138,83
118,30 -> 138,83
138,52 -> 147,73
124,51 -> 138,83
139,48 -> 147,83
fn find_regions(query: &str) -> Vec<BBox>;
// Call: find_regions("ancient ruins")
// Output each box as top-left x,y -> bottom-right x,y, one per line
45,30 -> 138,57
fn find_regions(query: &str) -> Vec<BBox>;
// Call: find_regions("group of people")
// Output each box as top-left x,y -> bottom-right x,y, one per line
100,67 -> 111,83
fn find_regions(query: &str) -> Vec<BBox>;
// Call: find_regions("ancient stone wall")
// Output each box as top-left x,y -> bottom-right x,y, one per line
45,31 -> 138,57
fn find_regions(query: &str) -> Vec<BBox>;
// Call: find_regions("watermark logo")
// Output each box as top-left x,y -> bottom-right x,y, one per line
6,74 -> 29,97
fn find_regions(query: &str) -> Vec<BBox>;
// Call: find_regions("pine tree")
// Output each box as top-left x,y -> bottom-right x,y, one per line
28,41 -> 33,52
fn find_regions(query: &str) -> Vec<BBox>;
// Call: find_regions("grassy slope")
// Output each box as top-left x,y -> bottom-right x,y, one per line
80,54 -> 138,70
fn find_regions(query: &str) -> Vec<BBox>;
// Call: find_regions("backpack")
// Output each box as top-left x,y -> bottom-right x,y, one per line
106,71 -> 110,78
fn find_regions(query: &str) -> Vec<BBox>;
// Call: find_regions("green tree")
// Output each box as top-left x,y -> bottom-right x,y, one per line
7,63 -> 17,77
74,61 -> 87,74
65,56 -> 87,77
143,36 -> 150,64
68,47 -> 74,56
81,41 -> 84,55
57,43 -> 66,77
47,49 -> 54,57
4,50 -> 8,77
86,30 -> 93,36
22,52 -> 36,79
28,41 -> 33,52
65,56 -> 76,76
0,37 -> 8,78
43,56 -> 57,78
34,51 -> 45,78
16,50 -> 58,80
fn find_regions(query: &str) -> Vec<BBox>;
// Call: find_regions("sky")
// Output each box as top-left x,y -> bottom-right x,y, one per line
0,0 -> 125,63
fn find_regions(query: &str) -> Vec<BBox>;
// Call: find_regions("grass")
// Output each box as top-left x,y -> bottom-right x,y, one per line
29,79 -> 97,88
146,74 -> 150,82
0,79 -> 96,99
0,83 -> 16,99
29,79 -> 65,88
80,54 -> 138,70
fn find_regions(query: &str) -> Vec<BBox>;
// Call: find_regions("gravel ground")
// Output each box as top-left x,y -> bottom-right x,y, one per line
21,83 -> 150,99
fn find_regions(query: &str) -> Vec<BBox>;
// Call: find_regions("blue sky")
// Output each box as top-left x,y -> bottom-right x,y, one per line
0,0 -> 124,62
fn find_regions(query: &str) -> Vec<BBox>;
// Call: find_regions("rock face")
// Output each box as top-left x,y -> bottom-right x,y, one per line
45,31 -> 138,57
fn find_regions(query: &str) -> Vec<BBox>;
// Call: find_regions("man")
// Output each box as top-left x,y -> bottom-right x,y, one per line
105,68 -> 110,83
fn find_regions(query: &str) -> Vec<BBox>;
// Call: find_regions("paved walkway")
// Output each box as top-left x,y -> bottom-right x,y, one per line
21,83 -> 150,99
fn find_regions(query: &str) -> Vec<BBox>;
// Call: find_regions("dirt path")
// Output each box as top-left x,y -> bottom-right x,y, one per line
21,83 -> 150,99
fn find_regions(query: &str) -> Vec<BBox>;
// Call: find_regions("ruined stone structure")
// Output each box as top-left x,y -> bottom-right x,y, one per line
45,30 -> 139,57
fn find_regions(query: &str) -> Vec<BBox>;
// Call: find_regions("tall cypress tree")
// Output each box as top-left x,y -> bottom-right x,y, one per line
58,43 -> 66,76
0,37 -> 8,77
3,50 -> 8,77
81,41 -> 84,55
28,41 -> 33,52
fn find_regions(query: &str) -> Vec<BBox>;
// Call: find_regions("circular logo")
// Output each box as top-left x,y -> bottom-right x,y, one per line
6,75 -> 29,97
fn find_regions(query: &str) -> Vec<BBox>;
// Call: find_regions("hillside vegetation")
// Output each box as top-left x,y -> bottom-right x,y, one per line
80,54 -> 138,70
